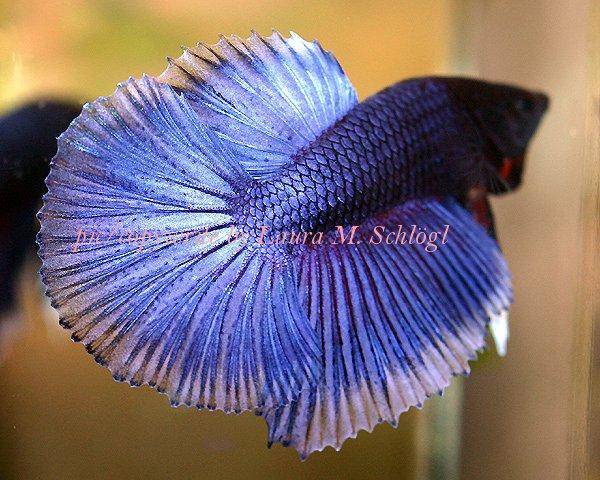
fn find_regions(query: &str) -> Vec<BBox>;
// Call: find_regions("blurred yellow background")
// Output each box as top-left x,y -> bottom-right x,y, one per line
0,1 -> 596,479
0,0 -> 455,108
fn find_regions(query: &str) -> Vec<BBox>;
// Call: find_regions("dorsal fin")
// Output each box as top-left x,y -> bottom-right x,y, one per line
159,31 -> 358,178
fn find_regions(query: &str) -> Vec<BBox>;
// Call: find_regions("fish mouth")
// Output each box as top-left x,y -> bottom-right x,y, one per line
527,91 -> 550,130
533,91 -> 550,114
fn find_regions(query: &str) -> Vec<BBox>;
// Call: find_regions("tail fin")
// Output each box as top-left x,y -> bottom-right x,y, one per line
38,77 -> 322,412
38,32 -> 357,412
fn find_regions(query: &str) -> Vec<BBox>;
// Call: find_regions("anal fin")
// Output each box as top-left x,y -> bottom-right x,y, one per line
264,197 -> 512,458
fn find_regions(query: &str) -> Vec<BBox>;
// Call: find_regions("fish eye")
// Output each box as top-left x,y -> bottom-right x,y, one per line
514,97 -> 535,112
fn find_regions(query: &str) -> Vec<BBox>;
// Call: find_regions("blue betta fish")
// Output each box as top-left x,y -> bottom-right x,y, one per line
37,31 -> 548,458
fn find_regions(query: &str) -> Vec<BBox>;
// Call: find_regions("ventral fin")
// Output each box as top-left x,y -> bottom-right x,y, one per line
159,31 -> 358,179
463,189 -> 498,240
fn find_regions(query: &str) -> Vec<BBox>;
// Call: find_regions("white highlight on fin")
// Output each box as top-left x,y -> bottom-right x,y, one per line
489,310 -> 509,356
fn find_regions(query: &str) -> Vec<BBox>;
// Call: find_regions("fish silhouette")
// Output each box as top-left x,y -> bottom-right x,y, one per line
37,31 -> 548,458
0,101 -> 79,359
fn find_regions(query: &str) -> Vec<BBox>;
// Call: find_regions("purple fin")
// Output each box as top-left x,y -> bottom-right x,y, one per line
159,31 -> 357,178
37,77 -> 320,412
263,198 -> 512,458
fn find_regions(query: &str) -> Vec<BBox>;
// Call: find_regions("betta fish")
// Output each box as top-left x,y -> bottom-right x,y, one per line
37,31 -> 548,458
0,101 -> 79,357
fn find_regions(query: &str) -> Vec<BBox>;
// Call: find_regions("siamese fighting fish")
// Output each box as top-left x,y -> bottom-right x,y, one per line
37,32 -> 548,458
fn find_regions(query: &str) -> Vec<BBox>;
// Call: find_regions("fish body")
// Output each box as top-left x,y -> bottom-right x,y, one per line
37,32 -> 548,458
241,77 -> 546,238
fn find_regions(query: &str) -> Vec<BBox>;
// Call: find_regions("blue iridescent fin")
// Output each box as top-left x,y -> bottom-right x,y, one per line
37,76 -> 320,412
159,30 -> 358,178
263,198 -> 512,458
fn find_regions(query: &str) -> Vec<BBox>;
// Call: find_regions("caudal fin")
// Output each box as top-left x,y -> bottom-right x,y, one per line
38,32 -> 358,413
38,76 -> 323,412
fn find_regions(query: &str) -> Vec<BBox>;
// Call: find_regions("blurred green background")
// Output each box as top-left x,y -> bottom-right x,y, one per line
0,1 -> 596,479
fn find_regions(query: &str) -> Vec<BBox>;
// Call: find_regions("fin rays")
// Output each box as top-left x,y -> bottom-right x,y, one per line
38,74 -> 321,413
159,31 -> 358,179
263,198 -> 511,458
37,31 -> 516,460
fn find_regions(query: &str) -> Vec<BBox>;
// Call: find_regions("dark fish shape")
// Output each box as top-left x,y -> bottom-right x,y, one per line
0,100 -> 80,316
37,32 -> 548,458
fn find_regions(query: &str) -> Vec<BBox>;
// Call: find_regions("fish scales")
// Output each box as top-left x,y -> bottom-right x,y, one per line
240,78 -> 478,235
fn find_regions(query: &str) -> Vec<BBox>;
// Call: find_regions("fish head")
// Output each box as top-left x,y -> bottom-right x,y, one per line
468,82 -> 548,156
444,78 -> 549,192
